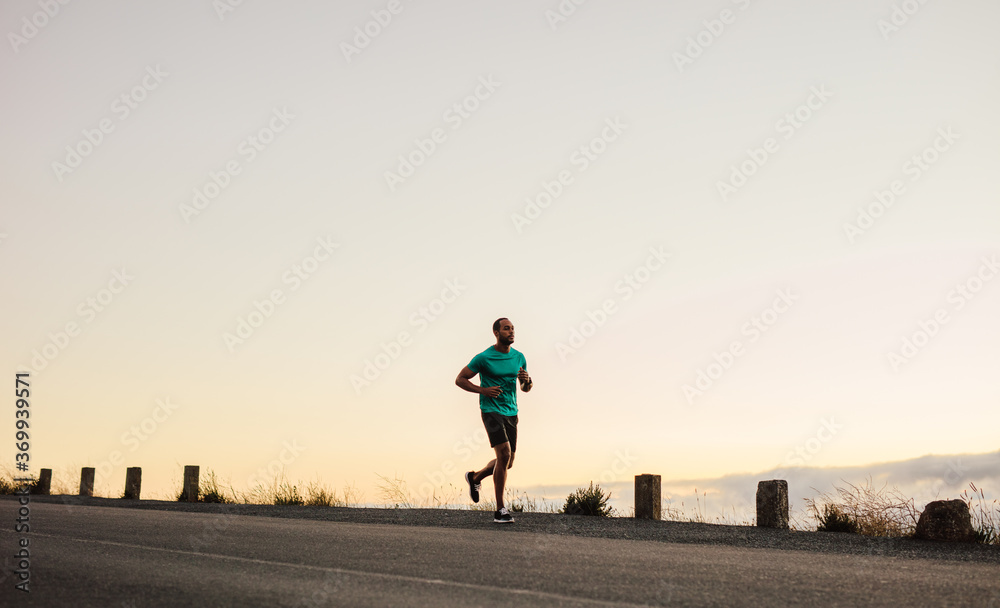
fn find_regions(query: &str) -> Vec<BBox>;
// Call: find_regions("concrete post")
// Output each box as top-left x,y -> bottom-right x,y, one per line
183,465 -> 199,502
34,468 -> 52,495
634,474 -> 661,520
756,480 -> 789,529
124,467 -> 142,500
79,467 -> 96,497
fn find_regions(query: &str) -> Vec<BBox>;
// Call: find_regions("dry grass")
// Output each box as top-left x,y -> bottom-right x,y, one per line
200,470 -> 236,503
806,479 -> 999,545
805,477 -> 919,537
961,483 -> 999,545
420,482 -> 463,508
242,476 -> 364,507
470,488 -> 561,514
372,471 -> 559,512
662,489 -> 752,525
712,504 -> 755,527
272,481 -> 305,506
49,466 -> 79,495
0,471 -> 24,495
373,471 -> 559,512
0,465 -> 39,495
340,482 -> 365,506
375,473 -> 414,508
386,478 -> 467,509
240,472 -> 304,506
173,468 -> 237,503
303,480 -> 338,506
166,468 -> 364,507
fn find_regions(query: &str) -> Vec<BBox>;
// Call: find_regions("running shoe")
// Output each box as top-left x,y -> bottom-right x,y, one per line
494,507 -> 514,524
465,471 -> 480,503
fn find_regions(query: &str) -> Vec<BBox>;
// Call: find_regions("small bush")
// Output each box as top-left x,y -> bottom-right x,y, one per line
561,482 -> 613,517
816,504 -> 858,533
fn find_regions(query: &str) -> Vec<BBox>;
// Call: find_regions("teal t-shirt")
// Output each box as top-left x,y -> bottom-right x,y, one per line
468,346 -> 526,416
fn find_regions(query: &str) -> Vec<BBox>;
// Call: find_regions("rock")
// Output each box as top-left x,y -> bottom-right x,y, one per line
756,480 -> 789,529
915,500 -> 976,542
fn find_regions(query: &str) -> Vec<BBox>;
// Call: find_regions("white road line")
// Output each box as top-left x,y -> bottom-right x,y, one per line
20,531 -> 648,607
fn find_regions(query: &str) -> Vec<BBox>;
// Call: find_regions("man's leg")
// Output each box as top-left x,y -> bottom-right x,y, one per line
473,460 -> 495,483
490,442 -> 512,509
473,449 -> 514,486
475,412 -> 516,510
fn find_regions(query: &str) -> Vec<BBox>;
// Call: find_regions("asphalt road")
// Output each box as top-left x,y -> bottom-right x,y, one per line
1,498 -> 998,607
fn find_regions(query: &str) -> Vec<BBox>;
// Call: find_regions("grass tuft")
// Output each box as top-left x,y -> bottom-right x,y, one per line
375,473 -> 413,508
961,483 -> 999,545
272,481 -> 305,506
340,482 -> 365,507
805,477 -> 919,537
0,465 -> 36,495
200,470 -> 235,504
304,480 -> 338,507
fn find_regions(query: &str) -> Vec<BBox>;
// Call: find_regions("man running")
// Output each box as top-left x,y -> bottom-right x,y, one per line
455,317 -> 532,523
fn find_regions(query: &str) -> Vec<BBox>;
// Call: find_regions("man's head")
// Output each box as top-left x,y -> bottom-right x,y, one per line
493,317 -> 514,345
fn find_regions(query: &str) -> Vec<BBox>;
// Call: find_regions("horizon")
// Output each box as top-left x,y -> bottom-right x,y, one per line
2,1 -> 999,518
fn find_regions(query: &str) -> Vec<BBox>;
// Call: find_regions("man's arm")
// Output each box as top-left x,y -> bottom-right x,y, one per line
518,366 -> 532,392
456,366 -> 502,398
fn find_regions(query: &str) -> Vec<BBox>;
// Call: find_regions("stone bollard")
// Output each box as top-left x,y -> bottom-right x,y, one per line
33,468 -> 52,495
634,474 -> 662,520
183,465 -> 200,502
756,480 -> 789,529
124,467 -> 142,500
79,467 -> 96,497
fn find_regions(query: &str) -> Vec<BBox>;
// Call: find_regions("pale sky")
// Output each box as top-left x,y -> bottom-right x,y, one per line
2,0 -> 998,509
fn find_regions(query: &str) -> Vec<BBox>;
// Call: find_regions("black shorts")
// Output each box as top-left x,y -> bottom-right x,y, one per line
481,411 -> 518,452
